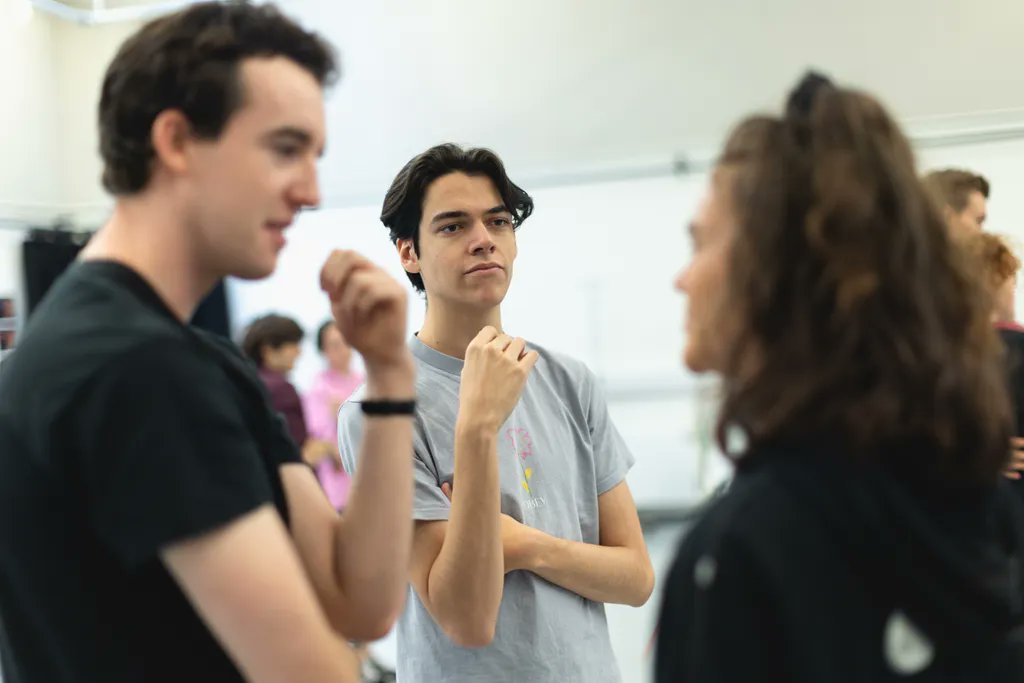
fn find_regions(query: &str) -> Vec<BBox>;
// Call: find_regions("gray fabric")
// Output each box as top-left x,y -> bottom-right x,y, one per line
339,336 -> 634,683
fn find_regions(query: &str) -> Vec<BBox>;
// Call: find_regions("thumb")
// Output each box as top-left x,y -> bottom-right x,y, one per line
441,481 -> 453,501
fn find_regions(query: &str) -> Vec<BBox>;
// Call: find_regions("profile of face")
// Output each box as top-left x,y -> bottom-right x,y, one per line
262,342 -> 302,373
321,323 -> 353,373
947,190 -> 987,238
398,172 -> 517,310
159,56 -> 326,280
675,171 -> 739,373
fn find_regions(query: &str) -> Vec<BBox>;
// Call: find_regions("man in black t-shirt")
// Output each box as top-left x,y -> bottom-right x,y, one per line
0,5 -> 416,683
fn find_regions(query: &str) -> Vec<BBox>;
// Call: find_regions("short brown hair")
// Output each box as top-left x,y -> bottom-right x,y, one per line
966,232 -> 1020,292
99,1 -> 338,195
241,314 -> 304,367
713,74 -> 1011,490
922,169 -> 990,212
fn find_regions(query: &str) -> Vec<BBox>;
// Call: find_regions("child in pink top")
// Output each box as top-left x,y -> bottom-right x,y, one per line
304,320 -> 364,509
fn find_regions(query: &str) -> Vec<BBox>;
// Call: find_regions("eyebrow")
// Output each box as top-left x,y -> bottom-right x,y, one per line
264,127 -> 326,158
430,205 -> 510,224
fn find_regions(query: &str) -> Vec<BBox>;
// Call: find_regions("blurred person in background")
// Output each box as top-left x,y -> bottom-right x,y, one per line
658,73 -> 1024,681
965,232 -> 1024,484
242,313 -> 333,466
923,168 -> 990,238
304,320 -> 365,510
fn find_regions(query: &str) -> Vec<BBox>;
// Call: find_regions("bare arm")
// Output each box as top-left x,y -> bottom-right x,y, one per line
409,425 -> 503,647
505,481 -> 654,607
282,249 -> 416,640
281,369 -> 414,640
407,329 -> 538,648
161,506 -> 360,683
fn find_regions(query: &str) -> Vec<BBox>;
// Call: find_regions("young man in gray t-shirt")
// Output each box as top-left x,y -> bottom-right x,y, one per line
339,144 -> 654,683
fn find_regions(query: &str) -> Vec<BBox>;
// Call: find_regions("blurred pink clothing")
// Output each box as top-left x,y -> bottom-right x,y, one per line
303,368 -> 364,509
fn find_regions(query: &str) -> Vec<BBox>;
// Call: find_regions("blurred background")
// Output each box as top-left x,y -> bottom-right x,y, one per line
2,1 -> 1024,680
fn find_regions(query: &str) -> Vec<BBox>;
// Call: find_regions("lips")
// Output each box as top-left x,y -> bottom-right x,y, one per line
466,263 -> 503,274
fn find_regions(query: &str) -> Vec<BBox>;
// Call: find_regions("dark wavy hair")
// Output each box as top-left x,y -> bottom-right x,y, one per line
380,144 -> 534,292
714,73 -> 1012,489
99,1 -> 338,195
241,314 -> 304,367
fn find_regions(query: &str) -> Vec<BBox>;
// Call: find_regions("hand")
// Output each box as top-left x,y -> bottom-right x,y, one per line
320,250 -> 410,372
457,326 -> 539,432
1004,437 -> 1024,480
300,439 -> 333,467
440,481 -> 536,573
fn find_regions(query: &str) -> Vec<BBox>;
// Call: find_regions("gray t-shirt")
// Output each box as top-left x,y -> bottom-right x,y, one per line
339,336 -> 634,683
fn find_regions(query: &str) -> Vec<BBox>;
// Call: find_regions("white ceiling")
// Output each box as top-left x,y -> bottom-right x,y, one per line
26,0 -> 1024,210
269,0 -> 1024,206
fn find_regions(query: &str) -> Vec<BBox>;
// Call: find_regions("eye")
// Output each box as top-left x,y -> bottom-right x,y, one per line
491,217 -> 512,228
274,144 -> 302,159
439,223 -> 461,234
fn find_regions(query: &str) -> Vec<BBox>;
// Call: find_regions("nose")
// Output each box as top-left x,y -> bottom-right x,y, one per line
290,158 -> 321,211
467,219 -> 496,255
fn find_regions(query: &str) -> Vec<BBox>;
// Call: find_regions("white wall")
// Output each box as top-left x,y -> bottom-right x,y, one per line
0,0 -> 62,216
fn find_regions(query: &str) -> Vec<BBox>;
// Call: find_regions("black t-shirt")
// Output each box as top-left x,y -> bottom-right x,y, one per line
0,261 -> 302,682
656,443 -> 1024,682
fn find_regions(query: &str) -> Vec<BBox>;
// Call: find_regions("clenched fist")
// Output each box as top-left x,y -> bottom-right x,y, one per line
320,250 -> 410,372
457,326 -> 539,432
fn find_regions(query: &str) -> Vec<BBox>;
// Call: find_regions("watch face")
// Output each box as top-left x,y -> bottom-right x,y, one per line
1,297 -> 15,350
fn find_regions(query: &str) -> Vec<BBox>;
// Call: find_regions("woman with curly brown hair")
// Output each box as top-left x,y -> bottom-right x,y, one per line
657,73 -> 1024,681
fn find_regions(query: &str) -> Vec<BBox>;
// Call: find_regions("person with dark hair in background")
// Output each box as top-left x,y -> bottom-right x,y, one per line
338,143 -> 654,682
923,168 -> 990,238
304,320 -> 364,510
241,313 -> 334,468
965,232 -> 1024,484
0,4 -> 417,682
657,73 -> 1024,681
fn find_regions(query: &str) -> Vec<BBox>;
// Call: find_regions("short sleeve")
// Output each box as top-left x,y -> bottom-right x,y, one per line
339,398 -> 450,522
73,341 -> 275,568
583,368 -> 636,494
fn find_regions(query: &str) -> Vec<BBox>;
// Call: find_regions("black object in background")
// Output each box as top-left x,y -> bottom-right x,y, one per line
190,280 -> 232,339
22,228 -> 91,318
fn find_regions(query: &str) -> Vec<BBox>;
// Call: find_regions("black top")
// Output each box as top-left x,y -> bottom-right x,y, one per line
0,261 -> 302,683
657,442 -> 1024,682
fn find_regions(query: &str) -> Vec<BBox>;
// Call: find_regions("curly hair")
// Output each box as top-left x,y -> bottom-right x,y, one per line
380,144 -> 534,292
966,232 -> 1021,292
99,1 -> 338,195
713,74 -> 1011,489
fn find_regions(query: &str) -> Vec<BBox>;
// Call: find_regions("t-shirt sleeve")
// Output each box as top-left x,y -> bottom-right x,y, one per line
73,340 -> 277,568
582,366 -> 636,494
338,398 -> 450,522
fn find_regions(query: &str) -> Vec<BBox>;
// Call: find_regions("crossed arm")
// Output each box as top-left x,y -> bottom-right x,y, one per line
411,474 -> 655,648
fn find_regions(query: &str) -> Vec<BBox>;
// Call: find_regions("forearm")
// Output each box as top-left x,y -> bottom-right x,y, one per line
522,532 -> 654,607
428,422 -> 503,642
333,363 -> 416,627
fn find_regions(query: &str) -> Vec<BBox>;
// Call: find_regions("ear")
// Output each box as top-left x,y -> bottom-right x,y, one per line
150,109 -> 193,177
397,238 -> 421,275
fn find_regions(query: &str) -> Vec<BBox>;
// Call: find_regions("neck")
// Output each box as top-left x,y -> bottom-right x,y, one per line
418,299 -> 503,359
80,195 -> 218,322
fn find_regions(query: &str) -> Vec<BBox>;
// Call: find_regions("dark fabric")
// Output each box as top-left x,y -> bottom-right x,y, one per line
190,279 -> 232,339
21,230 -> 90,318
0,261 -> 301,683
657,442 -> 1024,682
258,367 -> 307,447
999,327 -> 1024,437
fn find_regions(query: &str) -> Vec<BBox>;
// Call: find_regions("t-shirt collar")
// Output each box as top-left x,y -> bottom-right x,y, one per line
410,334 -> 464,376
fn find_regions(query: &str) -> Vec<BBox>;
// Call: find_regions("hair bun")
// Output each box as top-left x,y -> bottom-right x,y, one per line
786,71 -> 834,120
